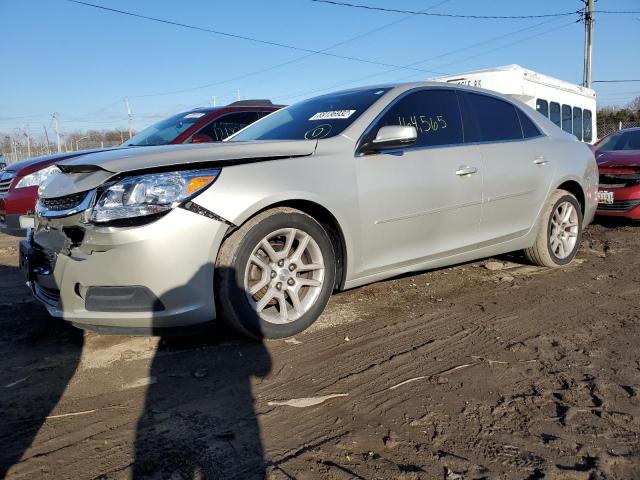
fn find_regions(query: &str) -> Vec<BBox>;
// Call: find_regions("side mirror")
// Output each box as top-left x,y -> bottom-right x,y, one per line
191,133 -> 213,144
361,125 -> 417,154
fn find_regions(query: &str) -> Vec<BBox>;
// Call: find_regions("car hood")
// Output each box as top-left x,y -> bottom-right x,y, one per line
4,148 -> 116,174
596,150 -> 640,168
42,140 -> 317,198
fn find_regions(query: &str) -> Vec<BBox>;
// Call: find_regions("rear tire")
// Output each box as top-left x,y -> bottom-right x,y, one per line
525,189 -> 583,267
215,207 -> 336,339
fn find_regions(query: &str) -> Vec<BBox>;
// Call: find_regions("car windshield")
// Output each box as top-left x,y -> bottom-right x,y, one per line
227,88 -> 390,141
124,111 -> 208,146
597,130 -> 640,152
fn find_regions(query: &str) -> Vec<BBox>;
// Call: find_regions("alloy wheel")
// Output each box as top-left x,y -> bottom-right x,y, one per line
549,201 -> 579,259
244,228 -> 325,324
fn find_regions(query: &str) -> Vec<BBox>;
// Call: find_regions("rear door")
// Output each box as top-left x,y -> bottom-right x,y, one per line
459,91 -> 554,242
355,88 -> 483,275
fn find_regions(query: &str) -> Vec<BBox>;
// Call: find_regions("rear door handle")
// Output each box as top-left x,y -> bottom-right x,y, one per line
455,165 -> 478,176
533,156 -> 548,165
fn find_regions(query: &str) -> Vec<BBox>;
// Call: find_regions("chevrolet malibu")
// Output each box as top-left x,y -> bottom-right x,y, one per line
24,83 -> 598,338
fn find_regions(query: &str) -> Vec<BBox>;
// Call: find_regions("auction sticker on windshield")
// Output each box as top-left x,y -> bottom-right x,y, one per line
309,110 -> 356,121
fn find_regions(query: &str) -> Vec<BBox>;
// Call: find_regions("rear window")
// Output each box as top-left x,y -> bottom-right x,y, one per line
462,92 -> 522,142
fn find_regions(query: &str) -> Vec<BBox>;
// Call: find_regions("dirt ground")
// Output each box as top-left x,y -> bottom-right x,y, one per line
1,219 -> 639,480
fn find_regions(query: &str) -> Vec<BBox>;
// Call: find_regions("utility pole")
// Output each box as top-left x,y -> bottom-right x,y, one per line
52,112 -> 62,153
212,96 -> 217,107
23,126 -> 31,158
582,0 -> 594,89
124,98 -> 133,139
236,89 -> 241,101
43,125 -> 51,154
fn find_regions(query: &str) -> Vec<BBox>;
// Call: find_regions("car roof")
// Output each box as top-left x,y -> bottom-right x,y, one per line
185,100 -> 285,114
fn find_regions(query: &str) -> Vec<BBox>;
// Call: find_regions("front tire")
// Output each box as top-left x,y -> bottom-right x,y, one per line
525,189 -> 583,267
215,207 -> 336,339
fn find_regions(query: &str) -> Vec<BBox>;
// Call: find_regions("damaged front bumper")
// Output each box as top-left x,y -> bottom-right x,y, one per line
22,202 -> 230,335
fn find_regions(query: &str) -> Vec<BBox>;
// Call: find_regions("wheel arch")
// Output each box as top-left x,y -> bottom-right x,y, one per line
555,179 -> 586,214
224,198 -> 350,291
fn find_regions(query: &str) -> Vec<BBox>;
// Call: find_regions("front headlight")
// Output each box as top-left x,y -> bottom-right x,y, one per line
89,168 -> 221,223
15,165 -> 60,189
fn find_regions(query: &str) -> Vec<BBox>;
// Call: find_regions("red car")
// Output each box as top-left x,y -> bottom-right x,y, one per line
595,127 -> 640,220
0,100 -> 281,236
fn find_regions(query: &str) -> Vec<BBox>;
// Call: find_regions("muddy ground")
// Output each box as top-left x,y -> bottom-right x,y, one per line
1,220 -> 639,480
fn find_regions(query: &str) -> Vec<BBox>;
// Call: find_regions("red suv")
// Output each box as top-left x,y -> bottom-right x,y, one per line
595,127 -> 640,220
0,100 -> 281,236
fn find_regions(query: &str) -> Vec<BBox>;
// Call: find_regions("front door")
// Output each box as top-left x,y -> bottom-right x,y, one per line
355,89 -> 483,277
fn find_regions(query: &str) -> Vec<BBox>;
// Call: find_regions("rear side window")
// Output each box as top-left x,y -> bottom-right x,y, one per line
550,102 -> 561,127
461,92 -> 523,142
536,99 -> 549,118
572,107 -> 583,141
198,111 -> 265,141
562,105 -> 572,133
583,110 -> 593,142
517,108 -> 542,139
371,89 -> 463,148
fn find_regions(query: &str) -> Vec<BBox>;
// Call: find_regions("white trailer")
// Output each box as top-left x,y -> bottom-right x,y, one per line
432,64 -> 597,143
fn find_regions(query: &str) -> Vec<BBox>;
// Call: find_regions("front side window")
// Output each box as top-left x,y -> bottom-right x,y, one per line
228,88 -> 390,141
562,105 -> 572,133
583,110 -> 593,142
462,92 -> 522,142
198,111 -> 266,142
124,111 -> 208,146
536,99 -> 549,118
573,107 -> 583,141
550,102 -> 561,127
366,89 -> 463,148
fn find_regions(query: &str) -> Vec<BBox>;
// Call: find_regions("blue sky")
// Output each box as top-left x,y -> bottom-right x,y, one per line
0,0 -> 638,135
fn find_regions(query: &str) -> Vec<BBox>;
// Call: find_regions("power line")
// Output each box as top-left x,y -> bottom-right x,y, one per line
276,16 -> 568,102
309,0 -> 581,19
153,0 -> 452,100
594,10 -> 640,15
66,0 -> 448,84
593,80 -> 640,83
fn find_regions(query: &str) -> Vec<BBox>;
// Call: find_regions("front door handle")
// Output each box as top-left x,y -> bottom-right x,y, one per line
533,156 -> 548,165
455,165 -> 478,176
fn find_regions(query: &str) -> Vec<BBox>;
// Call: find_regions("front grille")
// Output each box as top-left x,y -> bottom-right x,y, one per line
599,173 -> 640,189
597,199 -> 640,212
34,283 -> 61,308
40,191 -> 89,211
0,172 -> 16,194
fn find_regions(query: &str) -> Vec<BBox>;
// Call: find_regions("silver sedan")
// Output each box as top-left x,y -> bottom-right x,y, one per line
26,82 -> 598,338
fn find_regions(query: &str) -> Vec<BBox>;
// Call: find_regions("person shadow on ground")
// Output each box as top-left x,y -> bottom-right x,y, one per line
133,265 -> 272,479
0,264 -> 84,478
